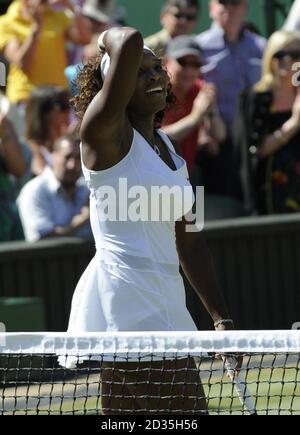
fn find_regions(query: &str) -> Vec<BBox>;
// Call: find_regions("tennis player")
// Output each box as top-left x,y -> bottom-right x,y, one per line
68,26 -> 236,414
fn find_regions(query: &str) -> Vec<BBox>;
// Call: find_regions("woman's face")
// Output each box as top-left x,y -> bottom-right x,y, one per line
128,51 -> 169,116
272,41 -> 300,83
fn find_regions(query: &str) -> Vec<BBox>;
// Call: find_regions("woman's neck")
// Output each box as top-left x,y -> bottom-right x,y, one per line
129,115 -> 156,143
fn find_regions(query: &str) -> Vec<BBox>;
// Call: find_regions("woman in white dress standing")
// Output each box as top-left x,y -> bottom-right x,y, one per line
69,26 -> 236,414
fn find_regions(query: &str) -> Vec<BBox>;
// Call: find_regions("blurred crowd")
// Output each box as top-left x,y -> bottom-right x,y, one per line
0,0 -> 300,243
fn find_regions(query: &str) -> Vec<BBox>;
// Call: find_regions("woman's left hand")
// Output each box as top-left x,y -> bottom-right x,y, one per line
214,322 -> 243,373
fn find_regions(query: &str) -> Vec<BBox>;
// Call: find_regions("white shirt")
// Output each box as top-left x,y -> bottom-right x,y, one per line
17,167 -> 92,242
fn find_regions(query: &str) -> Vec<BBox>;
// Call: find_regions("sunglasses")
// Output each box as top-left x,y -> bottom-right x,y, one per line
218,0 -> 244,5
177,58 -> 202,69
172,12 -> 198,21
274,50 -> 300,61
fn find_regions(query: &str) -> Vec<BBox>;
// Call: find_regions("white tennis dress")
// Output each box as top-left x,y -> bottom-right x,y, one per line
66,129 -> 198,332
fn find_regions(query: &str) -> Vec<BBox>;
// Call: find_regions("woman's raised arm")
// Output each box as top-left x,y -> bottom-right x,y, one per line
80,28 -> 144,164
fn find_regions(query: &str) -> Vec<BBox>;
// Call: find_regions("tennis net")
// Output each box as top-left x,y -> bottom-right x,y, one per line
0,331 -> 299,415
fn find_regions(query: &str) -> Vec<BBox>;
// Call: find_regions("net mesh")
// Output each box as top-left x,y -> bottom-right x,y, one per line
0,331 -> 300,415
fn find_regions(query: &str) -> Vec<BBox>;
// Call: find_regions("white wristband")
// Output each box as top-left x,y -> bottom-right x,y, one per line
214,319 -> 234,328
97,30 -> 108,52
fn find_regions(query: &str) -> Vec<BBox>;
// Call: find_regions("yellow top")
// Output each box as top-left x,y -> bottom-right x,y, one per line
0,1 -> 72,103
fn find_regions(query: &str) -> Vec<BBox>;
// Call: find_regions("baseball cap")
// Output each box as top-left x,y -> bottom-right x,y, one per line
82,0 -> 125,24
166,35 -> 202,60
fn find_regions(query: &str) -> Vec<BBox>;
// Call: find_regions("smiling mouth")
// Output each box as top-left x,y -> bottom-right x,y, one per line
145,87 -> 165,95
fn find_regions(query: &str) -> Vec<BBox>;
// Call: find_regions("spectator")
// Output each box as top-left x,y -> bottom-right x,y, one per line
82,0 -> 125,32
25,86 -> 71,176
196,0 -> 266,135
283,0 -> 300,32
193,0 -> 266,215
65,0 -> 125,96
18,133 -> 92,242
145,0 -> 200,56
66,0 -> 126,66
237,31 -> 300,214
0,97 -> 25,242
162,35 -> 226,175
0,0 -> 91,106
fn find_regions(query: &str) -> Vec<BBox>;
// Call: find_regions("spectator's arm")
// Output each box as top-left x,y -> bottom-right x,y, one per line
4,30 -> 42,75
163,84 -> 216,141
3,4 -> 46,75
260,93 -> 300,158
60,0 -> 91,46
0,116 -> 25,178
44,206 -> 90,238
18,182 -> 90,241
162,112 -> 205,142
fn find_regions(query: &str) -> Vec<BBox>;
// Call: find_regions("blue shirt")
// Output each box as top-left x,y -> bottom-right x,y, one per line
65,63 -> 83,97
17,167 -> 92,242
196,24 -> 266,135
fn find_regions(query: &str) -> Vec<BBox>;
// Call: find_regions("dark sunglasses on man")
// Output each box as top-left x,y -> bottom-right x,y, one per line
172,12 -> 198,21
218,0 -> 245,5
274,50 -> 300,61
177,58 -> 202,69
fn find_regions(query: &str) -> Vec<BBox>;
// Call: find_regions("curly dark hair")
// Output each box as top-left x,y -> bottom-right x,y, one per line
71,53 -> 176,129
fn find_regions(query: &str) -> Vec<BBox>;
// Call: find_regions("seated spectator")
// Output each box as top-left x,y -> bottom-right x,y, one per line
25,86 -> 71,176
162,35 -> 226,175
0,99 -> 25,242
237,31 -> 300,214
145,0 -> 200,56
18,133 -> 92,242
0,0 -> 91,123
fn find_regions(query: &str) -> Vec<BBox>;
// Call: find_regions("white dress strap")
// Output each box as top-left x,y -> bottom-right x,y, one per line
156,129 -> 177,154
